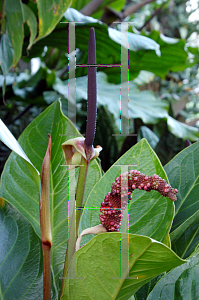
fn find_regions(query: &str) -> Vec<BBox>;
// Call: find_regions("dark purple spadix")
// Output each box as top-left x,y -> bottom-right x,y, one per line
85,27 -> 97,149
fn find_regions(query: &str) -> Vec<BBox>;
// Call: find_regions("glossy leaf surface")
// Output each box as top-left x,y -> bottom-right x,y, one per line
35,0 -> 72,42
147,250 -> 199,300
62,233 -> 185,300
165,141 -> 199,258
5,0 -> 23,66
0,100 -> 102,294
0,202 -> 57,299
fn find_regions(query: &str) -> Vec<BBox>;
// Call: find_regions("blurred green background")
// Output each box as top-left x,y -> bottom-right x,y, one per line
1,0 -> 199,174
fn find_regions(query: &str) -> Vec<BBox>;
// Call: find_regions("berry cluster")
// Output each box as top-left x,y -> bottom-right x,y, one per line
99,170 -> 178,232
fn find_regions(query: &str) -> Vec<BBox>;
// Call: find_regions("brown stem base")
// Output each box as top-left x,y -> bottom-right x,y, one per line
42,244 -> 51,300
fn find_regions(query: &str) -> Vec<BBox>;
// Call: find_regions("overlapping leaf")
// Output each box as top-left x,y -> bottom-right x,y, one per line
4,0 -> 23,66
0,201 -> 57,300
0,33 -> 14,75
22,3 -> 37,50
147,249 -> 199,300
79,139 -> 175,247
62,233 -> 185,300
25,8 -> 192,84
26,8 -> 161,79
0,100 -> 102,294
35,0 -> 72,42
0,0 -> 72,73
0,119 -> 40,189
164,141 -> 199,258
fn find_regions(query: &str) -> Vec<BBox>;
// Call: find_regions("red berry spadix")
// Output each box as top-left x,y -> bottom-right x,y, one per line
99,170 -> 178,232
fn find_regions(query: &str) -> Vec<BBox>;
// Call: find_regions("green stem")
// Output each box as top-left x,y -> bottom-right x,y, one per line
60,156 -> 89,298
75,156 -> 89,235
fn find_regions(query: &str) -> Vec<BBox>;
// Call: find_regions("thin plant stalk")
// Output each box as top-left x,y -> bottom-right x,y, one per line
60,156 -> 89,298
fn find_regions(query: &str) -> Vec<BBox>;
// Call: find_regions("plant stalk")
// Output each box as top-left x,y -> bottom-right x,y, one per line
42,244 -> 51,300
60,156 -> 89,298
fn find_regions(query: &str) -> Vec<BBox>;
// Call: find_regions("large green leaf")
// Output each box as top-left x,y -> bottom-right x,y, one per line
35,0 -> 72,42
147,249 -> 199,300
62,233 -> 185,300
4,0 -> 23,66
0,201 -> 57,300
26,8 -> 161,78
164,141 -> 199,258
23,9 -> 194,82
79,139 -> 175,247
0,100 -> 102,295
64,8 -> 160,54
0,119 -> 40,190
124,30 -> 190,83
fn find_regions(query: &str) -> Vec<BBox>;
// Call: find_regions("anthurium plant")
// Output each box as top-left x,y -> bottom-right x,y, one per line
0,28 -> 199,300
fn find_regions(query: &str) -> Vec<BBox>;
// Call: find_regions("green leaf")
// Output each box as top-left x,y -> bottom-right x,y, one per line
147,250 -> 199,300
35,0 -> 72,42
25,10 -> 190,83
137,126 -> 159,149
72,0 -> 125,19
62,233 -> 185,300
128,30 -> 189,81
0,201 -> 57,299
0,100 -> 102,295
0,33 -> 14,75
27,9 -> 161,80
167,116 -> 199,141
71,0 -> 90,11
65,8 -> 160,54
0,119 -> 40,190
170,210 -> 199,244
5,0 -> 23,65
79,139 -> 175,247
164,141 -> 199,258
92,0 -> 126,20
22,3 -> 37,50
135,274 -> 164,300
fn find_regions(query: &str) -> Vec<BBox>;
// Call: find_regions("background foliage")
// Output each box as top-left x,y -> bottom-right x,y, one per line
0,0 -> 199,299
1,0 -> 199,174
